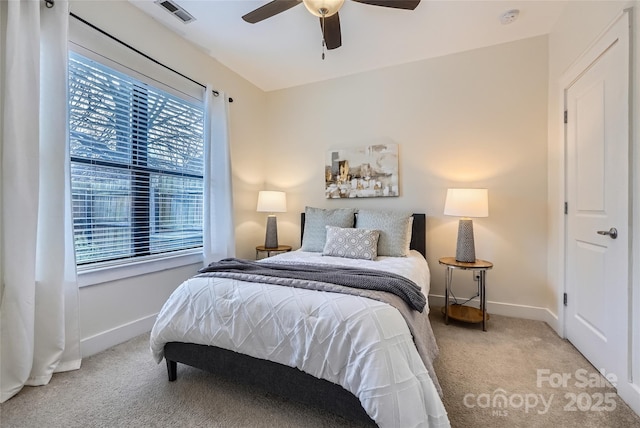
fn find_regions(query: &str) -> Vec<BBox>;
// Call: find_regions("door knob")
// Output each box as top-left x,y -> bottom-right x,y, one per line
597,228 -> 618,239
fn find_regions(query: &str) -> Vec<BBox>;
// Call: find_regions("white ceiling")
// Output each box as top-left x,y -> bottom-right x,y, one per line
129,0 -> 567,92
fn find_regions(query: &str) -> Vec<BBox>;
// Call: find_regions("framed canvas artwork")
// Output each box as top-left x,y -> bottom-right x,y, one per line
325,143 -> 399,198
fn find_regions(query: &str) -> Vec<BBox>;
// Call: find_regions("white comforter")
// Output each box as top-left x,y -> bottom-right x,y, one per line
150,250 -> 450,428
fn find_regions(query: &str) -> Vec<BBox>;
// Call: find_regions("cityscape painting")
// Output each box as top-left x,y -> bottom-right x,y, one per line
325,143 -> 399,198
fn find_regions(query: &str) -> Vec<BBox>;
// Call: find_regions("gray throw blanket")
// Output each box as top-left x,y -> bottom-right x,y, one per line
197,258 -> 442,395
199,258 -> 426,312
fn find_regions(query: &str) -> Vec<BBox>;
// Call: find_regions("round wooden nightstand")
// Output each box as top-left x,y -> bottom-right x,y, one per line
256,245 -> 292,260
439,257 -> 493,331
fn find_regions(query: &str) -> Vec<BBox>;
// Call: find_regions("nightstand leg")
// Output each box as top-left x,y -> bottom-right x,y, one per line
444,267 -> 452,325
480,270 -> 487,331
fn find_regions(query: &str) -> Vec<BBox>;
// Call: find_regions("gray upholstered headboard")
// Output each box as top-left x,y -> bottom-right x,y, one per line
300,213 -> 426,258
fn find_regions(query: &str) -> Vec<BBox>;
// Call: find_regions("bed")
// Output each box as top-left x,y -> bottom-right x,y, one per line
150,209 -> 450,427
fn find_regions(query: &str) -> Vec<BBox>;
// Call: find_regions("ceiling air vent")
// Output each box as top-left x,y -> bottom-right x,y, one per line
154,0 -> 196,24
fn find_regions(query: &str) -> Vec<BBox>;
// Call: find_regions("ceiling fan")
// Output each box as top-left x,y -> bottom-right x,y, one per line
242,0 -> 421,54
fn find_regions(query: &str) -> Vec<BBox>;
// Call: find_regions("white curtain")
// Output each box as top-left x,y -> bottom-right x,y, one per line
203,87 -> 236,265
1,0 -> 81,403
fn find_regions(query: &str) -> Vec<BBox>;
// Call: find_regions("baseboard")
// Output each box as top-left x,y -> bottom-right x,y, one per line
80,313 -> 157,358
618,381 -> 640,418
429,294 -> 559,330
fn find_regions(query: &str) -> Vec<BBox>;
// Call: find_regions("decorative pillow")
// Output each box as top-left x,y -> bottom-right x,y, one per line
301,207 -> 357,252
355,210 -> 413,257
322,226 -> 380,260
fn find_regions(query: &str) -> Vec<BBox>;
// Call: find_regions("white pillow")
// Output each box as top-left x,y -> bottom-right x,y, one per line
322,226 -> 380,260
301,207 -> 357,252
355,210 -> 413,257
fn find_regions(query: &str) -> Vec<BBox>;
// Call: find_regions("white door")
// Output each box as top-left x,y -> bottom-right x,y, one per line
565,14 -> 629,380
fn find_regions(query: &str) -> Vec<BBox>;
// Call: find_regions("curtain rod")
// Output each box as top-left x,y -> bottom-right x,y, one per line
68,11 -> 234,103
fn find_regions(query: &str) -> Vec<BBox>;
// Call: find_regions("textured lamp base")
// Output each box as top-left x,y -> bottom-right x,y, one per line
455,219 -> 476,263
264,215 -> 279,249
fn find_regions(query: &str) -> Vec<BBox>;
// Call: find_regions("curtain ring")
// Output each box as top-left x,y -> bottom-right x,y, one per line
45,0 -> 55,8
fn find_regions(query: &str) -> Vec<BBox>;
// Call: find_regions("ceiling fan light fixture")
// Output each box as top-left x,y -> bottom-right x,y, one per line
303,0 -> 345,17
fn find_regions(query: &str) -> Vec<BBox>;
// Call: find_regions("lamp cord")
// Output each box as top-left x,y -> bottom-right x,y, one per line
449,271 -> 481,305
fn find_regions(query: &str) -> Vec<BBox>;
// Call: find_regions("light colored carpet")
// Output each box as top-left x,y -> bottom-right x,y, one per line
1,310 -> 639,428
431,312 -> 640,428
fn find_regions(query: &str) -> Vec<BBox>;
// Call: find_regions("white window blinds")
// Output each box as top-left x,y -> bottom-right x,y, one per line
69,52 -> 205,266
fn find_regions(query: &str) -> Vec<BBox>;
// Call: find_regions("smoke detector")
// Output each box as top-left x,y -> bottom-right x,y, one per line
155,0 -> 196,24
500,9 -> 520,25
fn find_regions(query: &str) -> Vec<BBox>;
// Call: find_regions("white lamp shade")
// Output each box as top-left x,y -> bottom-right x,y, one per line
444,188 -> 489,218
303,0 -> 345,17
257,191 -> 287,213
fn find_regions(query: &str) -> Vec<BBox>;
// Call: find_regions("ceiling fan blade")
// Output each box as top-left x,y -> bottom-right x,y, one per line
351,0 -> 420,10
242,0 -> 302,24
320,13 -> 342,50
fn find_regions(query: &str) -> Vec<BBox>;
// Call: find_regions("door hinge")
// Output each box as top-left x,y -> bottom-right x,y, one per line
564,202 -> 568,215
564,293 -> 568,306
564,110 -> 568,124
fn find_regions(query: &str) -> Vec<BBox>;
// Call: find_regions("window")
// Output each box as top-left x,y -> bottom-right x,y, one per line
68,52 -> 205,267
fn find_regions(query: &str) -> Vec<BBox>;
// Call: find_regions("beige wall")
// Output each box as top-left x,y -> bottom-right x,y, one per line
69,0 -> 268,355
1,4 -> 636,400
264,36 -> 550,319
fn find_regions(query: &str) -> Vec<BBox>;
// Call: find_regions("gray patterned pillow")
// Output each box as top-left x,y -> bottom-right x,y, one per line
301,207 -> 356,252
355,210 -> 413,257
322,226 -> 380,260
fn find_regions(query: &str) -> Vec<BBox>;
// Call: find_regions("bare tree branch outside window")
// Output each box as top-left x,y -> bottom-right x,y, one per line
68,53 -> 204,265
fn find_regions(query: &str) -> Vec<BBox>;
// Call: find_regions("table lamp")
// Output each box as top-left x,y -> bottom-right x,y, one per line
444,188 -> 489,263
257,191 -> 287,249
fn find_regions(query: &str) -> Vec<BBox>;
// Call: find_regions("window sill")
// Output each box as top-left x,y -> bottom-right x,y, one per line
77,250 -> 203,288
